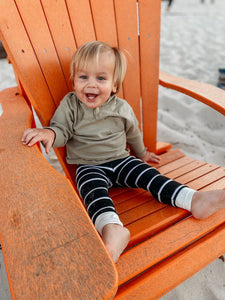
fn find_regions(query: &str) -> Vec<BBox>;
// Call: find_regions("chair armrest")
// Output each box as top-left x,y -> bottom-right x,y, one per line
159,70 -> 225,115
0,87 -> 118,300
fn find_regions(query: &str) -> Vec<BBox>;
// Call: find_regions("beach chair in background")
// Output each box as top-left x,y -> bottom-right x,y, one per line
218,68 -> 225,90
0,1 -> 225,299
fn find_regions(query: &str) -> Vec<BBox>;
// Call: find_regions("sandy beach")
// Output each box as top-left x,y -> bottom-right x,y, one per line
159,0 -> 225,299
158,0 -> 225,170
0,0 -> 225,299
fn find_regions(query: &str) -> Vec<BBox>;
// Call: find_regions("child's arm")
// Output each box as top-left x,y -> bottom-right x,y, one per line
140,150 -> 161,164
124,103 -> 161,164
21,128 -> 56,154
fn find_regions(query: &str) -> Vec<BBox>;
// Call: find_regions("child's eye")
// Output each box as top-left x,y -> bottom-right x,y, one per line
97,76 -> 105,81
80,75 -> 87,79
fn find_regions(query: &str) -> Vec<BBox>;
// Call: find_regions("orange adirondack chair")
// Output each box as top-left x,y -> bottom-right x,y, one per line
0,1 -> 225,299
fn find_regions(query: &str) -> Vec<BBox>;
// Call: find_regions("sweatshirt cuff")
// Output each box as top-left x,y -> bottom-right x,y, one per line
44,127 -> 63,148
133,147 -> 147,158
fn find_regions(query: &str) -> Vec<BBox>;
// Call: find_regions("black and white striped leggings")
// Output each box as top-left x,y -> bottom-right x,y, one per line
76,156 -> 188,230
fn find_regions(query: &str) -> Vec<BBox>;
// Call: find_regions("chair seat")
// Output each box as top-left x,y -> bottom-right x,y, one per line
111,149 -> 225,247
110,149 -> 225,297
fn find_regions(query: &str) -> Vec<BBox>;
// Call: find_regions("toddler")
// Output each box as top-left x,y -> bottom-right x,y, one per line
22,41 -> 225,263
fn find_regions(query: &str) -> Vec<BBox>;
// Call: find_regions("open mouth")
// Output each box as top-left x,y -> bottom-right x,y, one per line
86,93 -> 98,101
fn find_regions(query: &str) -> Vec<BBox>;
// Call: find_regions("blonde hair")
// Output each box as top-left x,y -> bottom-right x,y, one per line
70,41 -> 127,94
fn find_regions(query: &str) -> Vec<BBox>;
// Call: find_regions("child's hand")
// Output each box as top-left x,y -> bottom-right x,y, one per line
141,150 -> 161,163
21,128 -> 55,154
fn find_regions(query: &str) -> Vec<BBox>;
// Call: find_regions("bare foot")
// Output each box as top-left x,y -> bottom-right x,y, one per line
191,190 -> 225,219
102,224 -> 130,263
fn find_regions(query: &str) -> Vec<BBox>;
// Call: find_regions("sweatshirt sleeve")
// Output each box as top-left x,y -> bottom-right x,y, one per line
125,104 -> 146,158
45,93 -> 76,148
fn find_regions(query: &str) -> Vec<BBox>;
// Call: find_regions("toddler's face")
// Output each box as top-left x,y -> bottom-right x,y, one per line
73,51 -> 117,109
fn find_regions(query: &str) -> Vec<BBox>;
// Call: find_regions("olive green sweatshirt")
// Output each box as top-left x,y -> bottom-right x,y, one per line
48,92 -> 146,165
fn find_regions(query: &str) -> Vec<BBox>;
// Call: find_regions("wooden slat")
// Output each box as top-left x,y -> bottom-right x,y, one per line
109,187 -> 130,198
187,167 -> 225,190
113,188 -> 146,206
200,177 -> 225,190
116,221 -> 225,299
41,0 -> 77,91
159,71 -> 225,116
117,208 -> 225,286
161,159 -> 207,178
0,0 -> 56,125
120,196 -> 166,226
54,147 -> 76,186
157,156 -> 195,174
0,88 -> 118,300
139,0 -> 161,152
114,190 -> 149,213
114,0 -> 141,123
90,0 -> 118,46
15,0 -> 69,106
150,148 -> 185,168
127,206 -> 189,247
66,0 -> 96,46
89,0 -> 124,99
156,141 -> 172,154
174,163 -> 220,184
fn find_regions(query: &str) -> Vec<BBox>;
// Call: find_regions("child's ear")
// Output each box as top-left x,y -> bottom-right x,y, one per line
112,84 -> 117,93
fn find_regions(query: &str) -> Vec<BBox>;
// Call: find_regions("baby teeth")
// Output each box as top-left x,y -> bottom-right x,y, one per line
86,93 -> 96,100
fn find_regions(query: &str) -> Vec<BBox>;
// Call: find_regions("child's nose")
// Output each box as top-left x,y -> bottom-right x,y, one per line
87,77 -> 97,87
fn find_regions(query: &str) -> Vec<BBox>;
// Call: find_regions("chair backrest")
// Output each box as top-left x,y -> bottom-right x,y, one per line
0,0 -> 161,183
